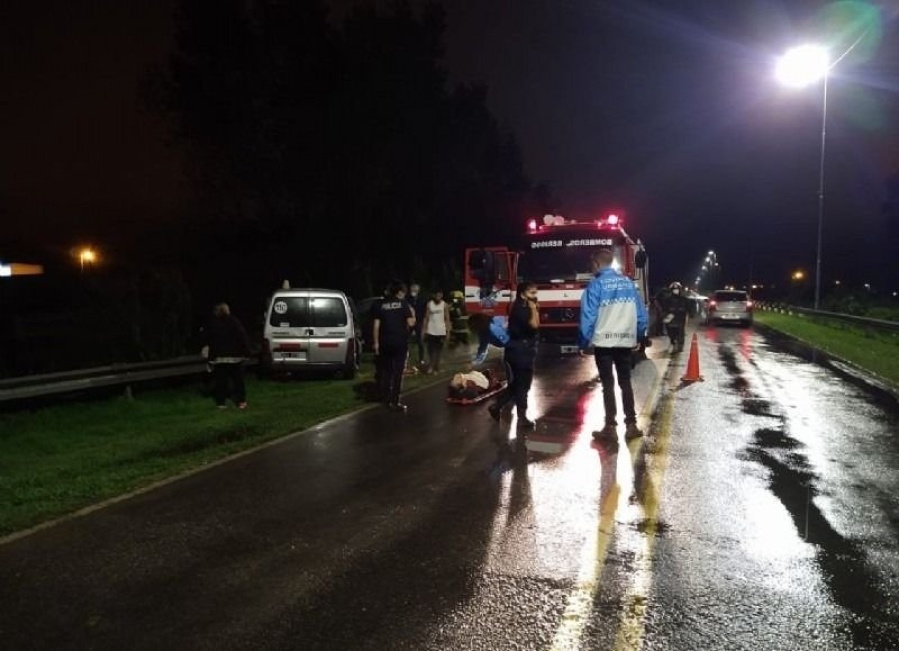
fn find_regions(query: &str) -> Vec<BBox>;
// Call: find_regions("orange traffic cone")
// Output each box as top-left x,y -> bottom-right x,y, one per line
681,333 -> 704,383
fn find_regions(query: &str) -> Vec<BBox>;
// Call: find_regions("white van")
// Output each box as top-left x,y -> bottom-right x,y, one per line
260,287 -> 360,378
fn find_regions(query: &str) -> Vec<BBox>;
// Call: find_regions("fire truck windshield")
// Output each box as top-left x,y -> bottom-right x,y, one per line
518,243 -> 625,283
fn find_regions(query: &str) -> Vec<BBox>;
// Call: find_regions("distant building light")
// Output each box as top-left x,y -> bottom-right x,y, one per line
1,262 -> 45,277
2,263 -> 44,277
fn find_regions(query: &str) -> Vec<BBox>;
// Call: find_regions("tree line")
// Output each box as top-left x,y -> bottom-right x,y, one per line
2,0 -> 555,377
153,0 -> 549,311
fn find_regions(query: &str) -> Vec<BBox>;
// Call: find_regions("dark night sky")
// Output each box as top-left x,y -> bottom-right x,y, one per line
3,0 -> 898,289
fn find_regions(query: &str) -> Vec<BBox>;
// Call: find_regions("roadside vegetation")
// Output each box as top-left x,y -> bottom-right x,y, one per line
0,356 -> 467,538
754,310 -> 899,386
6,307 -> 898,539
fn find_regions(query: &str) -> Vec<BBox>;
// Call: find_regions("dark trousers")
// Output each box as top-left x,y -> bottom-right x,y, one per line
667,320 -> 686,350
425,334 -> 446,372
378,346 -> 408,406
594,347 -> 636,425
411,329 -> 425,365
212,362 -> 246,406
495,350 -> 535,419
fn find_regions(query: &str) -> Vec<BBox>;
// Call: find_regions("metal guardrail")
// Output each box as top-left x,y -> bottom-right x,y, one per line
2,305 -> 893,405
757,303 -> 899,333
0,356 -> 214,404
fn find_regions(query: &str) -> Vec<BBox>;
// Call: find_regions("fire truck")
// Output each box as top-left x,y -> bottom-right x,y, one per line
463,212 -> 649,355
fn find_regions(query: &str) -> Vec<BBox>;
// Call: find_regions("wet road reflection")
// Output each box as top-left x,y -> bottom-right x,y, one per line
0,327 -> 897,650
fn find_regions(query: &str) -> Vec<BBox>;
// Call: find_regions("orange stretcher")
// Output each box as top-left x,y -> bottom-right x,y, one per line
445,380 -> 507,405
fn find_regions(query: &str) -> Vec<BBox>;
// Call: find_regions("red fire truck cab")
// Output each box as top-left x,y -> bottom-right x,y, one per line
464,213 -> 649,355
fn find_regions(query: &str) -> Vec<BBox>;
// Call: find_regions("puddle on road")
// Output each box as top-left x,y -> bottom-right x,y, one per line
742,426 -> 894,649
757,327 -> 899,412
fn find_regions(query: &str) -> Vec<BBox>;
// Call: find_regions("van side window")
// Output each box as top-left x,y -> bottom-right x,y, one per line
311,297 -> 348,327
270,297 -> 309,327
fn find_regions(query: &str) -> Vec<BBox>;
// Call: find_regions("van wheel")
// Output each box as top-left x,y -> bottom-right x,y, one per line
341,361 -> 357,380
341,346 -> 358,380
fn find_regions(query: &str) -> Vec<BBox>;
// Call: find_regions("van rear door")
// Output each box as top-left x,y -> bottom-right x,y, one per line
268,292 -> 311,364
308,294 -> 351,366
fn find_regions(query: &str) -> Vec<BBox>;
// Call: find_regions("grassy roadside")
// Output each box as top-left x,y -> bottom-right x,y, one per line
754,310 -> 899,387
0,354 -> 470,538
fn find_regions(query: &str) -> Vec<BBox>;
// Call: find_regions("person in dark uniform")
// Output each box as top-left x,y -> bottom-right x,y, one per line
660,281 -> 691,353
200,302 -> 252,409
406,282 -> 428,369
488,281 -> 540,431
373,281 -> 416,412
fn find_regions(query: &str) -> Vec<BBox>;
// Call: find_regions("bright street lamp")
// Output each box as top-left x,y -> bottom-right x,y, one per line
776,26 -> 869,309
776,44 -> 830,310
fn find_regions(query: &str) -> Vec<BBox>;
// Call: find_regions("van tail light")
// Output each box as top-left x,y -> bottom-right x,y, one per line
746,301 -> 753,310
708,301 -> 717,310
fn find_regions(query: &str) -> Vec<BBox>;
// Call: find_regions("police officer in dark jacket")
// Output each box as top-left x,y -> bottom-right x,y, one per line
373,281 -> 416,412
488,281 -> 539,431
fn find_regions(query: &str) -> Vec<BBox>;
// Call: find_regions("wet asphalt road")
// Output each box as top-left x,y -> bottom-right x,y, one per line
1,325 -> 897,650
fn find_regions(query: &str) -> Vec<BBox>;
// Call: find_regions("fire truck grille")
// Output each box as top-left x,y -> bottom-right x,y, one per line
540,307 -> 579,324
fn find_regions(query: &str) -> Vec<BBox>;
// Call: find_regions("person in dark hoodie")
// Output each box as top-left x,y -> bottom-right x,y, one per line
201,303 -> 252,409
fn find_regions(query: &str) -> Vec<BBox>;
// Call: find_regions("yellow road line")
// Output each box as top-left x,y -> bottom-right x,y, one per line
613,387 -> 675,650
550,361 -> 671,651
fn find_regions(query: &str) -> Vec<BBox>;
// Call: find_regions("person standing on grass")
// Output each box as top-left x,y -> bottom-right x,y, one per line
201,303 -> 252,410
578,248 -> 648,440
423,290 -> 452,374
373,281 -> 416,412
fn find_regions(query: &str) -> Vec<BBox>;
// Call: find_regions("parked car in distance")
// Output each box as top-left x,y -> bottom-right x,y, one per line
260,287 -> 360,378
708,289 -> 753,327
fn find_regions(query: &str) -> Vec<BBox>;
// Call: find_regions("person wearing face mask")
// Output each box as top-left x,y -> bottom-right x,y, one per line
661,281 -> 691,353
488,281 -> 540,431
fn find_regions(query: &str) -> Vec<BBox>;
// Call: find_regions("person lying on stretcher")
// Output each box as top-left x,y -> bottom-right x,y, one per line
447,369 -> 503,400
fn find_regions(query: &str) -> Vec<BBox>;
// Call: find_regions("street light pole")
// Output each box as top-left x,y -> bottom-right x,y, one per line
814,72 -> 828,310
776,31 -> 867,310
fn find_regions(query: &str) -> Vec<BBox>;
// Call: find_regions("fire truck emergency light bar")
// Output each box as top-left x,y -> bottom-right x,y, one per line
526,213 -> 623,232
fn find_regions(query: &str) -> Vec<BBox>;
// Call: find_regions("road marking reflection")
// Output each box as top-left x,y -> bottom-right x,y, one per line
613,388 -> 675,650
550,360 -> 670,651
